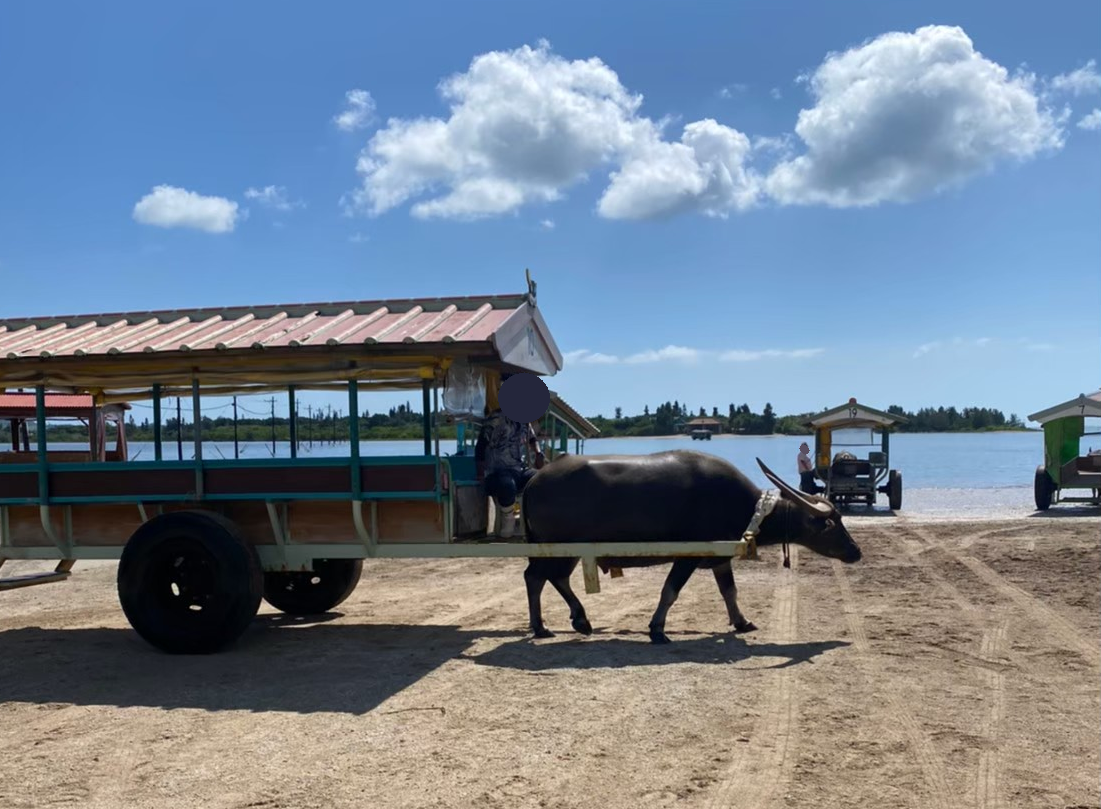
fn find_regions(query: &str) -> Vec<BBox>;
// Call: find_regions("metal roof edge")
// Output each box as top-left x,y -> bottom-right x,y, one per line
1027,390 -> 1101,423
548,390 -> 600,437
0,291 -> 531,330
802,400 -> 908,427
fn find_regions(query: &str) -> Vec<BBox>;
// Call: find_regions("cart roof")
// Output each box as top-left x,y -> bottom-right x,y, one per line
0,393 -> 130,419
548,391 -> 600,439
802,399 -> 907,429
1027,390 -> 1101,424
0,282 -> 563,398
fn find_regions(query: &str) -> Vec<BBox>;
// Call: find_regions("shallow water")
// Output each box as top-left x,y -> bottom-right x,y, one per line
56,431 -> 1101,519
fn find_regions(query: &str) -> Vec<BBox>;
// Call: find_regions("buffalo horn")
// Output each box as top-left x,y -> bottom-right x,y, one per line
756,457 -> 833,517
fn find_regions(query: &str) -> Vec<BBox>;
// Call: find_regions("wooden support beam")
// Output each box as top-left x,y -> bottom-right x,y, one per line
582,557 -> 600,594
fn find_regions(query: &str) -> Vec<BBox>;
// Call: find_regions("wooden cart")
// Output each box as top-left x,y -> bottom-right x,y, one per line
0,274 -> 749,654
802,398 -> 906,511
1028,391 -> 1101,510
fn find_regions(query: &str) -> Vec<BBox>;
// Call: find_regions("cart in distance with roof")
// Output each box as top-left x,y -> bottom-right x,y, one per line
0,273 -> 751,655
1028,390 -> 1101,510
802,398 -> 906,511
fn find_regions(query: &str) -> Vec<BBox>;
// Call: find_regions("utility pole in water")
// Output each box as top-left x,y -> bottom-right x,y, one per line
176,397 -> 183,461
269,397 -> 276,457
232,396 -> 239,459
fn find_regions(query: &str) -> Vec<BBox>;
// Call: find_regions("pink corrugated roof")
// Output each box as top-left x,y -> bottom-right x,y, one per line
0,294 -> 528,360
0,393 -> 94,417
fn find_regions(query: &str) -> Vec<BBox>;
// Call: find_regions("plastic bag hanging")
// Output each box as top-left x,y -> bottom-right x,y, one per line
442,361 -> 486,417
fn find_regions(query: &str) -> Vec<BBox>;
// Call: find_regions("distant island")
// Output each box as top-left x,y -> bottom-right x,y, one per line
586,401 -> 1031,438
2,399 -> 1031,445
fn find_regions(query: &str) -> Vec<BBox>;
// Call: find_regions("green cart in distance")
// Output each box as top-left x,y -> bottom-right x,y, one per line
802,398 -> 907,511
1028,391 -> 1101,510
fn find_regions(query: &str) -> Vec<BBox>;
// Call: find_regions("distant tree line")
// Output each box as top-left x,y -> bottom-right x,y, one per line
0,402 -> 460,444
588,401 -> 1027,437
1,399 -> 1027,445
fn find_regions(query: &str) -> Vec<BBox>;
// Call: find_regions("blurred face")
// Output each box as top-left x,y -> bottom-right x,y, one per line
799,443 -> 810,453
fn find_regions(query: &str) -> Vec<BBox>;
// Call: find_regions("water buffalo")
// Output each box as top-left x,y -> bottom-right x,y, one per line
519,450 -> 862,644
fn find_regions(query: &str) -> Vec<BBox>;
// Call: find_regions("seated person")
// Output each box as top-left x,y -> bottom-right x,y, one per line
797,442 -> 823,494
475,392 -> 545,538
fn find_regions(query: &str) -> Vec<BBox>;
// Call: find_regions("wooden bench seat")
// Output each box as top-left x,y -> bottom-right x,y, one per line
0,459 -> 439,502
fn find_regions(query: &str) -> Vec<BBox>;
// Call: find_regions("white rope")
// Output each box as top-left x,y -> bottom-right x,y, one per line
742,489 -> 781,560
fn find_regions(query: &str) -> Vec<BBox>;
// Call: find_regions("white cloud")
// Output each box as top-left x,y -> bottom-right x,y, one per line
243,185 -> 303,212
765,25 -> 1065,207
598,119 -> 760,219
752,133 -> 796,160
1049,60 -> 1101,97
346,40 -> 758,222
343,30 -> 1075,223
564,349 -> 620,365
539,218 -> 555,230
334,89 -> 377,132
132,185 -> 239,233
1077,109 -> 1101,131
718,83 -> 748,99
770,87 -> 782,100
349,232 -> 370,244
565,345 -> 823,365
624,345 -> 702,364
718,348 -> 824,362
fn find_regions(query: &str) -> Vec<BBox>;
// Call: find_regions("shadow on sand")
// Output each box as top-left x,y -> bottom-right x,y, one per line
839,507 -> 899,519
1026,505 -> 1101,519
0,613 -> 853,714
0,614 -> 512,715
461,630 -> 851,673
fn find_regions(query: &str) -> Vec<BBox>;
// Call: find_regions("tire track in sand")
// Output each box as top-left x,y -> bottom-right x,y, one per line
910,526 -> 1100,669
831,554 -> 956,809
975,614 -> 1009,809
704,548 -> 799,809
894,524 -> 1021,809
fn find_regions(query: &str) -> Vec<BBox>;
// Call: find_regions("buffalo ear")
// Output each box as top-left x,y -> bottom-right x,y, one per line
756,457 -> 832,518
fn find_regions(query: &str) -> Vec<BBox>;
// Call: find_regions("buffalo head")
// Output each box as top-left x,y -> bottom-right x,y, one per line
755,457 -> 862,564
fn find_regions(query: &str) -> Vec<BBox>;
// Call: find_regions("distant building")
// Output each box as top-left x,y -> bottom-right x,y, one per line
683,417 -> 723,435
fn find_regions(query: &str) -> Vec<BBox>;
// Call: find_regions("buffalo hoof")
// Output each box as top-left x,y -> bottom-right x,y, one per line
533,627 -> 555,639
735,621 -> 758,633
572,617 -> 593,635
649,630 -> 672,645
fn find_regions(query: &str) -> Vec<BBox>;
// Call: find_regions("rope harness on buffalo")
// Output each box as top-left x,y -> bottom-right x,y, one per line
741,489 -> 790,568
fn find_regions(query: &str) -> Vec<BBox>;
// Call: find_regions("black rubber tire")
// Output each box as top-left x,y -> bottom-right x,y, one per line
263,559 -> 363,615
117,510 -> 262,654
1034,466 -> 1054,511
888,470 -> 903,511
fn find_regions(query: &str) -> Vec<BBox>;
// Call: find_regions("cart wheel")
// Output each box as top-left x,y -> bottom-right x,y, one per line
888,470 -> 902,511
263,559 -> 363,616
117,510 -> 262,654
1034,466 -> 1053,511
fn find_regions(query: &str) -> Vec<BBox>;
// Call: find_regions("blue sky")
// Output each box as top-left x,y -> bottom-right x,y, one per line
1,0 -> 1098,425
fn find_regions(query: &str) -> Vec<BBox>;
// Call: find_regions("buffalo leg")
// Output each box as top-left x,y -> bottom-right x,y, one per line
548,569 -> 592,635
648,559 -> 700,644
524,561 -> 554,638
712,561 -> 757,633
525,558 -> 578,639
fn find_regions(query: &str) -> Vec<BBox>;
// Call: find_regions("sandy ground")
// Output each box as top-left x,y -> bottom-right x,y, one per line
1,511 -> 1099,809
